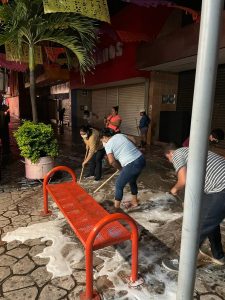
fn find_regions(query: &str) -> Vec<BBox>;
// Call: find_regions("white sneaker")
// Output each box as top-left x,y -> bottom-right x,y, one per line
162,258 -> 179,272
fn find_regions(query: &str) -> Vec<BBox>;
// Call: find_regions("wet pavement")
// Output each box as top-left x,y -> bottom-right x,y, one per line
0,119 -> 225,300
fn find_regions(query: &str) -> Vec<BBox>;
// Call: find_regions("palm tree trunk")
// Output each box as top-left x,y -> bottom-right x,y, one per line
29,45 -> 38,123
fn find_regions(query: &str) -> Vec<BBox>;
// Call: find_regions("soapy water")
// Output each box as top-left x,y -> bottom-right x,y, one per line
3,218 -> 84,278
3,185 -> 180,299
95,238 -> 177,300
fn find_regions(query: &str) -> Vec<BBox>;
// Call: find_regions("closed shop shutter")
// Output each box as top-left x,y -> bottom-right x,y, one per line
106,88 -> 118,116
177,70 -> 195,113
177,65 -> 225,148
212,65 -> 225,148
92,89 -> 106,128
118,83 -> 145,136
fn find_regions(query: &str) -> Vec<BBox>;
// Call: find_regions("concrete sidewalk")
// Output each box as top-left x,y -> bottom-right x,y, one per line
0,121 -> 225,299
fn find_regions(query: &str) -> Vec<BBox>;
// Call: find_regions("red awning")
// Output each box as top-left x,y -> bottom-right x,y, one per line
0,53 -> 28,72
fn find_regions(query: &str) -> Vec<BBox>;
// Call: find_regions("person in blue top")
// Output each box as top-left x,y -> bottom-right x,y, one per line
100,128 -> 146,210
139,109 -> 150,150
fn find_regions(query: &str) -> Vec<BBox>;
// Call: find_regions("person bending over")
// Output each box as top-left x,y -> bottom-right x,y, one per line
100,128 -> 146,209
164,143 -> 225,267
182,128 -> 224,147
80,126 -> 105,181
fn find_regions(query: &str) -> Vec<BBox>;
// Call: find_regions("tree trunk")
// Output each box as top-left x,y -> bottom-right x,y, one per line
29,45 -> 38,123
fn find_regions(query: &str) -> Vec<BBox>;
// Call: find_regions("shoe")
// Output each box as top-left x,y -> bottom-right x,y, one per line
199,249 -> 225,266
162,258 -> 179,273
94,178 -> 101,181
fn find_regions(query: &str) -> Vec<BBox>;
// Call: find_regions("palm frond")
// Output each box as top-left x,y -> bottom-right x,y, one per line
38,32 -> 96,75
0,0 -> 98,75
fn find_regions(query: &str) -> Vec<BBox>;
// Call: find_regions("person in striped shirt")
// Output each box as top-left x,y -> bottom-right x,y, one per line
164,143 -> 225,266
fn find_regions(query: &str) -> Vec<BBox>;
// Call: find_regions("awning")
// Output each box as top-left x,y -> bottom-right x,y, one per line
0,53 -> 27,72
121,0 -> 200,22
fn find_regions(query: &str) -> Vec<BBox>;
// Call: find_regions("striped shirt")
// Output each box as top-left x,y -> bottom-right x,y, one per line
172,147 -> 225,194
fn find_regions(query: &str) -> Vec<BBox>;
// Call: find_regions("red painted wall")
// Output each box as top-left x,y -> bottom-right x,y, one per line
70,43 -> 149,89
70,4 -> 172,89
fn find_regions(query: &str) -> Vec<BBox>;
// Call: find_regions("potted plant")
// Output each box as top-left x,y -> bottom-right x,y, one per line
14,121 -> 58,179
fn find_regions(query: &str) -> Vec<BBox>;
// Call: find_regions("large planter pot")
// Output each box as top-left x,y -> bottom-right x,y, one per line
25,157 -> 54,180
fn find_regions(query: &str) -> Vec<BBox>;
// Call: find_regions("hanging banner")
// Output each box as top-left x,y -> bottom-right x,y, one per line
44,47 -> 65,63
43,0 -> 110,23
5,44 -> 43,64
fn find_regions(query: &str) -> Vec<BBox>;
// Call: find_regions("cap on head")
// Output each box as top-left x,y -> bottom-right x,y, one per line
139,109 -> 145,113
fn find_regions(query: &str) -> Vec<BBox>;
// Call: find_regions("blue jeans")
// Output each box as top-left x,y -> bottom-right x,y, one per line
115,155 -> 146,201
199,189 -> 225,259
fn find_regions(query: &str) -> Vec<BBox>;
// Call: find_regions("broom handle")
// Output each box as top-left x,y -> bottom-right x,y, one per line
135,118 -> 140,136
79,148 -> 89,183
93,170 -> 119,194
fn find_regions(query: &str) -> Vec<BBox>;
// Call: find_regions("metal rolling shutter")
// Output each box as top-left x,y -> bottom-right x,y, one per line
177,70 -> 195,112
92,89 -> 106,128
106,88 -> 118,116
177,66 -> 225,148
212,65 -> 225,148
118,83 -> 145,136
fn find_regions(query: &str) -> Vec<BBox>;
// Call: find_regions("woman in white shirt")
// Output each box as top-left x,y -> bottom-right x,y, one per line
100,128 -> 146,209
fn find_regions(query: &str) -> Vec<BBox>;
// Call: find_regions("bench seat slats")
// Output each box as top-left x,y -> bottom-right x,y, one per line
47,182 -> 131,250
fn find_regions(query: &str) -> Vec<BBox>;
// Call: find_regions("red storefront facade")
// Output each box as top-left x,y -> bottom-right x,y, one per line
70,4 -> 172,137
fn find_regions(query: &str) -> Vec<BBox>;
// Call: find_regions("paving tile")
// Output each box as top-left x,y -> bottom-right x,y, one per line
51,275 -> 76,291
29,244 -> 46,257
0,255 -> 17,267
39,284 -> 67,300
12,256 -> 35,275
4,286 -> 38,300
72,270 -> 86,284
31,266 -> 52,287
7,246 -> 29,259
3,211 -> 18,218
32,256 -> 49,266
0,216 -> 10,228
0,267 -> 11,283
6,241 -> 21,251
200,295 -> 223,300
2,275 -> 35,292
68,286 -> 84,300
0,247 -> 5,255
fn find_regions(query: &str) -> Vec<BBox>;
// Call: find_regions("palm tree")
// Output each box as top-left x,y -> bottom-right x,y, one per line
0,0 -> 97,123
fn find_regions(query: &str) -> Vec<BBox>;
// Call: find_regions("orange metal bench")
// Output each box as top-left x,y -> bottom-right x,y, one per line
43,166 -> 139,300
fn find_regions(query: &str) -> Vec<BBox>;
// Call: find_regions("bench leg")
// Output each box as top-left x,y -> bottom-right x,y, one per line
86,245 -> 94,300
131,229 -> 138,282
41,187 -> 52,216
79,245 -> 101,300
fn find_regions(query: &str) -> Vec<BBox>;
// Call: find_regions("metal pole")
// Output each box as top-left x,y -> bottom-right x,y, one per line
177,1 -> 224,299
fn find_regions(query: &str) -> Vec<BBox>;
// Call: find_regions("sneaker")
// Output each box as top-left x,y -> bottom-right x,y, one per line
162,258 -> 179,273
199,249 -> 225,266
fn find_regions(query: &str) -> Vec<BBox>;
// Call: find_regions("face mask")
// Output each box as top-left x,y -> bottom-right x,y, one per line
81,134 -> 88,139
103,142 -> 107,147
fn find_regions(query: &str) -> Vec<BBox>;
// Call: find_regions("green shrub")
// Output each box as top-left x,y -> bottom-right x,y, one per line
14,121 -> 58,163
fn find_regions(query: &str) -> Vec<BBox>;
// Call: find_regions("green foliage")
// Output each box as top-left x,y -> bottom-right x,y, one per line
14,121 -> 58,163
0,0 -> 98,75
